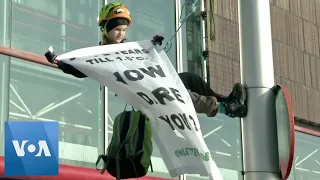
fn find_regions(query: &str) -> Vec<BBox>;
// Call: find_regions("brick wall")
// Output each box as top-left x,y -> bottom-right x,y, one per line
206,0 -> 320,124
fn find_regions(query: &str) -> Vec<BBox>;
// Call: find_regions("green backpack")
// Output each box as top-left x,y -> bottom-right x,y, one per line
96,109 -> 153,179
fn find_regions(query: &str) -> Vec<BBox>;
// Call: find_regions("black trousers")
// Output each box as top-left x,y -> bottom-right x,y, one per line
178,72 -> 225,102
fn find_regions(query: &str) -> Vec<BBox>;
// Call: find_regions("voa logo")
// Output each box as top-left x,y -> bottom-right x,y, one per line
12,140 -> 51,157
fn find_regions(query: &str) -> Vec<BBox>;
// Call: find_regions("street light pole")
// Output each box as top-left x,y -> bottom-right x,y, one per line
238,0 -> 281,180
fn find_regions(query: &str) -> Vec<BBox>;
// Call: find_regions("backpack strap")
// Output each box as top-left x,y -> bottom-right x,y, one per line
115,111 -> 125,180
107,112 -> 126,156
150,160 -> 154,172
115,153 -> 121,180
95,155 -> 109,174
125,111 -> 141,157
124,102 -> 134,111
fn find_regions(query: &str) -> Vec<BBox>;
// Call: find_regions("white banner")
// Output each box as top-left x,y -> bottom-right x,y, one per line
56,40 -> 223,180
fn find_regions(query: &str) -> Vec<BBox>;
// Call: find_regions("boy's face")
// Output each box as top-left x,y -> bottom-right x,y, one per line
107,25 -> 127,43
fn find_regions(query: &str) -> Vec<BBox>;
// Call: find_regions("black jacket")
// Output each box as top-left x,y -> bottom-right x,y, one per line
57,61 -> 87,78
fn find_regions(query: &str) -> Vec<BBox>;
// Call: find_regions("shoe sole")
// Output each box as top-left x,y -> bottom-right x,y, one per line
230,83 -> 247,118
236,83 -> 247,117
238,104 -> 248,118
232,83 -> 247,105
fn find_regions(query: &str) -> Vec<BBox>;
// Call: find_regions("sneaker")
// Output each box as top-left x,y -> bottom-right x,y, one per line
222,83 -> 247,118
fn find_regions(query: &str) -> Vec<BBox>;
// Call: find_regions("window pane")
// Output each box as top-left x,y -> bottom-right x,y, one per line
108,0 -> 177,68
11,0 -> 102,55
0,0 -> 10,46
0,55 -> 10,156
9,58 -> 104,168
294,132 -> 320,180
107,0 -> 177,178
186,114 -> 243,180
181,0 -> 203,76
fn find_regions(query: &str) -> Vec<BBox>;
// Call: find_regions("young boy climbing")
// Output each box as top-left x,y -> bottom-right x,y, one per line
45,2 -> 130,78
45,2 -> 247,119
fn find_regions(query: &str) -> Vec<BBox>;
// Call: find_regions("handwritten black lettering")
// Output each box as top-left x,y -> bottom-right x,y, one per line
169,88 -> 185,104
179,113 -> 191,130
171,114 -> 185,130
159,113 -> 197,131
128,50 -> 136,54
159,115 -> 175,130
84,49 -> 149,65
124,70 -> 144,81
152,87 -> 175,105
113,65 -> 166,85
86,57 -> 113,64
113,72 -> 128,85
136,92 -> 158,105
189,115 -> 198,131
125,57 -> 133,61
97,58 -> 108,63
136,87 -> 184,106
134,49 -> 143,54
105,57 -> 114,62
86,59 -> 94,64
116,49 -> 148,55
139,65 -> 165,78
142,49 -> 149,53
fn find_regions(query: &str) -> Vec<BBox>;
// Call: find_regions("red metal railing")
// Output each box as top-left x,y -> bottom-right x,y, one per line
0,157 -> 169,180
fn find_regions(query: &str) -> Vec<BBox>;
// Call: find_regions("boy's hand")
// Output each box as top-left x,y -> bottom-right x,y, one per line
151,35 -> 164,46
45,51 -> 57,64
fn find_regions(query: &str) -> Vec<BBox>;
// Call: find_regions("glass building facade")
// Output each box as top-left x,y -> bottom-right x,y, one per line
0,0 -> 320,180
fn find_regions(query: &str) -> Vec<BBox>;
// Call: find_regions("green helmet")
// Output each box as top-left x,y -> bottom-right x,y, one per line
97,2 -> 132,37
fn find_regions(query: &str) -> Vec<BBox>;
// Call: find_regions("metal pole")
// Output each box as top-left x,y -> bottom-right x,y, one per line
0,56 -> 10,156
238,0 -> 281,180
175,0 -> 183,73
61,0 -> 66,51
2,0 -> 8,46
103,0 -> 109,155
199,0 -> 207,82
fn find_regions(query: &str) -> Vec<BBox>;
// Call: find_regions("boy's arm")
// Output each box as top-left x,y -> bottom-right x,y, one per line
45,51 -> 87,78
56,61 -> 88,78
188,90 -> 219,117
